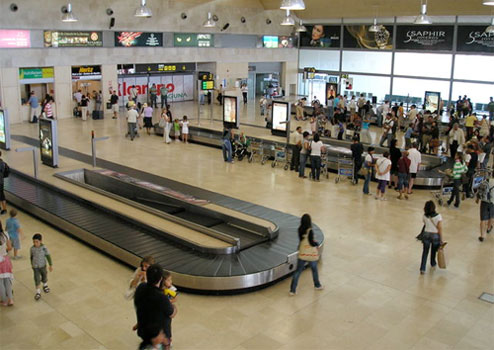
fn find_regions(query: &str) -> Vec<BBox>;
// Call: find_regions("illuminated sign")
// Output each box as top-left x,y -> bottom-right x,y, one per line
0,30 -> 30,48
201,81 -> 214,90
271,101 -> 290,136
19,67 -> 54,80
44,31 -> 103,47
71,65 -> 102,77
135,63 -> 195,73
39,118 -> 59,167
0,109 -> 11,150
263,36 -> 279,48
223,96 -> 239,129
199,72 -> 214,81
115,32 -> 163,47
174,33 -> 214,47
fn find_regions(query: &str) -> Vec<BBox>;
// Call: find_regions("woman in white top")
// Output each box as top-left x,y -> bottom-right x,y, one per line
161,108 -> 171,144
375,151 -> 391,200
180,115 -> 189,143
309,133 -> 325,181
0,227 -> 14,306
420,201 -> 444,274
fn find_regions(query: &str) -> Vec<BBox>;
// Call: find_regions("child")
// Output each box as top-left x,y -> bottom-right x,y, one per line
6,209 -> 22,259
162,270 -> 178,303
0,226 -> 14,306
404,124 -> 414,149
309,116 -> 317,135
30,233 -> 53,301
180,116 -> 189,144
173,119 -> 180,142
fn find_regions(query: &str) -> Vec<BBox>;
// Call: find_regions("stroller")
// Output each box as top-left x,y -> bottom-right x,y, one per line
234,137 -> 251,161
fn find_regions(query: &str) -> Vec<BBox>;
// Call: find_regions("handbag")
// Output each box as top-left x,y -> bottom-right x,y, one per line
416,225 -> 425,241
437,242 -> 447,269
298,229 -> 319,262
158,117 -> 166,128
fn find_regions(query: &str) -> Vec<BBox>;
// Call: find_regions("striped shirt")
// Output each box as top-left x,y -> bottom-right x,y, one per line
452,161 -> 467,180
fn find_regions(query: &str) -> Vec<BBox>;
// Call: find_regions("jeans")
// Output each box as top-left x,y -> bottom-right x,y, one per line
291,145 -> 301,170
242,92 -> 247,104
363,169 -> 372,194
448,179 -> 461,207
328,107 -> 334,119
397,173 -> 409,190
379,133 -> 393,147
311,155 -> 321,180
161,95 -> 168,109
299,153 -> 308,177
222,139 -> 232,162
464,170 -> 475,197
289,259 -> 322,293
420,233 -> 440,272
150,94 -> 157,108
128,122 -> 136,140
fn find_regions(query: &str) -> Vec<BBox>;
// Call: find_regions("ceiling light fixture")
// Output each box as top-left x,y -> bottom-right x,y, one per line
62,3 -> 78,22
296,20 -> 307,32
486,17 -> 494,33
414,0 -> 432,25
482,1 -> 494,6
280,0 -> 306,11
203,12 -> 216,28
134,0 -> 152,18
281,10 -> 295,26
369,18 -> 381,32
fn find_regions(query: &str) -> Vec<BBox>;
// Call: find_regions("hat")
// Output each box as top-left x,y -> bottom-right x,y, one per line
143,103 -> 148,107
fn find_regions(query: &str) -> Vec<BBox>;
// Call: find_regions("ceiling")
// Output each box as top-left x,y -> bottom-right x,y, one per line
259,0 -> 494,19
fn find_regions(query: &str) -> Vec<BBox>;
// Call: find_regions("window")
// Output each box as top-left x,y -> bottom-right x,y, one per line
452,81 -> 494,110
342,51 -> 392,74
392,77 -> 451,105
394,52 -> 452,79
299,49 -> 340,71
346,75 -> 391,103
454,55 -> 494,82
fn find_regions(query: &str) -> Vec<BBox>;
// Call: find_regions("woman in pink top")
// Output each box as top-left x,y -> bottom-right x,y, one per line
43,97 -> 54,119
142,103 -> 154,135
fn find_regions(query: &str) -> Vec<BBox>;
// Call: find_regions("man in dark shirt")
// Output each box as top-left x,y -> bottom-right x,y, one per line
134,264 -> 176,348
464,145 -> 478,198
110,91 -> 119,119
350,136 -> 364,184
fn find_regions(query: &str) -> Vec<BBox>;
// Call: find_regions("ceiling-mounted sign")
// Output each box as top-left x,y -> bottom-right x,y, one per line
300,25 -> 341,48
135,63 -> 196,73
44,31 -> 103,47
115,32 -> 163,47
344,25 -> 393,50
0,30 -> 31,48
395,25 -> 454,50
174,33 -> 214,47
457,25 -> 494,53
71,65 -> 102,78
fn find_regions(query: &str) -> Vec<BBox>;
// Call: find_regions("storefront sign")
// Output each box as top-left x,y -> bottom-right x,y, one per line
300,25 -> 341,48
457,25 -> 494,53
174,33 -> 214,47
114,32 -> 163,47
344,25 -> 393,50
396,25 -> 454,50
135,63 -> 195,73
19,67 -> 54,80
44,31 -> 103,47
0,30 -> 30,48
71,65 -> 102,77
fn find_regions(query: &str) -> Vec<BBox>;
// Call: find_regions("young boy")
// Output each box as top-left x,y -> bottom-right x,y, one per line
6,209 -> 22,259
162,271 -> 178,303
30,233 -> 53,300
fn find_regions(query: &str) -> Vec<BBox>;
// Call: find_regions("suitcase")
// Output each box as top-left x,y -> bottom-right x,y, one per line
73,107 -> 81,117
92,110 -> 104,120
106,102 -> 112,110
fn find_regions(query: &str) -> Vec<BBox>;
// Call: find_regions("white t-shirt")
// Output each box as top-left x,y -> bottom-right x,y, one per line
130,88 -> 138,99
383,118 -> 394,134
375,157 -> 391,181
310,141 -> 324,156
349,100 -> 357,109
127,109 -> 138,123
423,214 -> 442,233
364,154 -> 374,167
292,132 -> 303,146
408,148 -> 422,173
182,121 -> 189,134
74,92 -> 82,103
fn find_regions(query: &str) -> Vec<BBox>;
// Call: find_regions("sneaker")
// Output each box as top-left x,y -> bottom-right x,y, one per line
315,285 -> 325,291
43,285 -> 50,293
479,237 -> 484,242
289,291 -> 296,296
34,293 -> 41,301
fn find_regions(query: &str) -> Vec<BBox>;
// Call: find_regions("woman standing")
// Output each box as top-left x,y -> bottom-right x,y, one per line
309,133 -> 325,181
43,96 -> 55,119
0,223 -> 14,306
289,214 -> 324,295
420,201 -> 444,274
389,139 -> 401,189
161,108 -> 171,144
142,103 -> 154,135
375,151 -> 391,200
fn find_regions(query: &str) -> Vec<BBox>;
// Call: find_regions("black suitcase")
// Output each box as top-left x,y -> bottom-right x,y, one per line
92,110 -> 104,120
73,107 -> 81,117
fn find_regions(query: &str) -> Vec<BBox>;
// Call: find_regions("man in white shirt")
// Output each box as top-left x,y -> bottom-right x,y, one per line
407,104 -> 418,128
126,105 -> 139,141
407,143 -> 422,194
348,96 -> 357,115
290,126 -> 303,171
73,90 -> 82,105
379,113 -> 394,147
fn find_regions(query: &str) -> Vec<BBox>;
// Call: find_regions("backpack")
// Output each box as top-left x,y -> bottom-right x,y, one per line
1,161 -> 9,178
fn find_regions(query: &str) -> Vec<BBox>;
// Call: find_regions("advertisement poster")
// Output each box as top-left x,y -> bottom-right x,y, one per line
0,110 -> 6,144
457,25 -> 494,53
0,30 -> 30,48
271,102 -> 289,135
424,91 -> 441,112
39,119 -> 53,164
174,33 -> 213,47
115,32 -> 163,47
300,25 -> 341,48
223,96 -> 238,127
326,83 -> 338,99
395,25 -> 454,50
344,25 -> 393,50
44,31 -> 103,47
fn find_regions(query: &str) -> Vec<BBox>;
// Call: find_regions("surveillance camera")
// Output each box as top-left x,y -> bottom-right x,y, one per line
240,17 -> 246,23
106,8 -> 114,16
10,3 -> 18,12
213,14 -> 219,22
181,13 -> 187,20
266,19 -> 272,25
61,5 -> 68,14
221,23 -> 230,32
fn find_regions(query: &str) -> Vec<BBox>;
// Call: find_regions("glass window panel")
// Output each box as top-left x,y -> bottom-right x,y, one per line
452,82 -> 494,111
454,55 -> 494,82
346,74 -> 391,103
392,77 -> 450,106
299,49 -> 340,71
394,52 -> 452,79
342,51 -> 392,74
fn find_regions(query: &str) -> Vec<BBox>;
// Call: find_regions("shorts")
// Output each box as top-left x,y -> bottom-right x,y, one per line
0,186 -> 5,201
480,201 -> 494,221
411,173 -> 417,179
112,104 -> 119,113
10,235 -> 20,250
397,173 -> 409,190
33,266 -> 48,286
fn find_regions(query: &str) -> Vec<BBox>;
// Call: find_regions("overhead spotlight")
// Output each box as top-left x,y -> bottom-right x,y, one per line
221,23 -> 230,32
281,9 -> 295,26
369,18 -> 381,32
106,8 -> 114,16
10,3 -> 18,12
241,16 -> 246,23
61,3 -> 78,22
482,1 -> 494,5
486,17 -> 494,33
414,0 -> 431,25
280,0 -> 306,10
266,18 -> 272,25
203,12 -> 216,28
181,13 -> 187,20
134,0 -> 152,18
295,20 -> 307,32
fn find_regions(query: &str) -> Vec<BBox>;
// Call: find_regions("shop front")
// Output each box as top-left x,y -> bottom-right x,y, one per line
19,67 -> 55,122
71,65 -> 102,112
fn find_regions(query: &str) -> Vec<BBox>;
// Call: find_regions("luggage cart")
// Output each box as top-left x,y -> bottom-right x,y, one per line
431,170 -> 454,206
321,150 -> 331,179
248,139 -> 263,163
472,167 -> 492,195
271,143 -> 290,170
261,143 -> 274,165
335,154 -> 354,184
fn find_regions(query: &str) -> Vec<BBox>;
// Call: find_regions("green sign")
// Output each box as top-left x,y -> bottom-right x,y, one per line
19,67 -> 54,80
174,33 -> 213,47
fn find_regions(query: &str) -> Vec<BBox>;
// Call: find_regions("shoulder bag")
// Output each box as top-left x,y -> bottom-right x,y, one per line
298,229 -> 319,262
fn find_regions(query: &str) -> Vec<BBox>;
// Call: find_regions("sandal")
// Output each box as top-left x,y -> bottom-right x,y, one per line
34,293 -> 41,301
43,286 -> 50,293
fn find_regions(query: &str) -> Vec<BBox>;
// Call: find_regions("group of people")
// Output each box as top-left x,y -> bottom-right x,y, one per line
25,91 -> 55,122
73,89 -> 103,121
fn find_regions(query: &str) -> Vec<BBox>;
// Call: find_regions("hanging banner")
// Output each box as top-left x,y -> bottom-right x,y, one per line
395,25 -> 454,50
44,31 -> 103,47
300,25 -> 341,48
343,25 -> 393,50
114,32 -> 163,47
457,25 -> 494,53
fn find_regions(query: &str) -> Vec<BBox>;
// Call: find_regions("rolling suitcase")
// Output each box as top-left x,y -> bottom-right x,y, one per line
73,107 -> 81,117
92,110 -> 104,120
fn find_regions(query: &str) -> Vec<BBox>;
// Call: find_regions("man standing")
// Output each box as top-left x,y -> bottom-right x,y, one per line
448,123 -> 465,161
357,94 -> 366,117
94,90 -> 102,111
26,91 -> 39,123
379,113 -> 394,147
217,84 -> 224,105
110,90 -> 119,119
421,116 -> 433,153
476,171 -> 494,242
290,127 -> 303,172
241,84 -> 248,104
73,89 -> 82,106
350,136 -> 364,184
126,104 -> 139,141
130,85 -> 138,103
407,142 -> 421,195
464,144 -> 478,199
362,146 -> 375,195
149,83 -> 158,108
134,264 -> 176,349
407,104 -> 418,128
488,97 -> 494,121
348,96 -> 357,116
160,85 -> 169,109
465,113 -> 477,140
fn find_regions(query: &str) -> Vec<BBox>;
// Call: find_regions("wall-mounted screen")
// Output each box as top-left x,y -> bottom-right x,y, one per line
0,109 -> 11,150
0,30 -> 30,48
271,101 -> 290,136
223,96 -> 238,128
263,36 -> 279,48
115,32 -> 163,47
39,118 -> 59,167
44,31 -> 103,47
424,91 -> 441,113
174,33 -> 213,47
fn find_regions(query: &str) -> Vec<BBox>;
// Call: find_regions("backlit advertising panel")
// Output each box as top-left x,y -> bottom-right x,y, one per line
39,118 -> 59,167
424,91 -> 441,113
344,25 -> 393,50
115,32 -> 163,47
0,30 -> 30,48
395,25 -> 454,50
457,25 -> 494,53
44,31 -> 103,47
271,101 -> 290,137
0,109 -> 11,150
300,25 -> 341,48
223,96 -> 239,129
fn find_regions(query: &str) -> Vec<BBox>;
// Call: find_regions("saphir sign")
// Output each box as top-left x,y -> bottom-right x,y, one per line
114,32 -> 163,47
396,25 -> 454,50
457,25 -> 494,53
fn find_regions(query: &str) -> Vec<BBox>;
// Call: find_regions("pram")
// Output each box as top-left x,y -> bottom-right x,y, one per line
234,138 -> 251,161
431,169 -> 454,206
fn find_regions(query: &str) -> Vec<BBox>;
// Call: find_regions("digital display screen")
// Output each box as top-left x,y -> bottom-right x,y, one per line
272,102 -> 289,132
223,96 -> 237,125
0,110 -> 6,144
174,33 -> 213,47
424,91 -> 441,112
263,36 -> 279,48
115,32 -> 163,47
39,119 -> 53,162
0,30 -> 30,48
201,81 -> 214,90
44,31 -> 103,47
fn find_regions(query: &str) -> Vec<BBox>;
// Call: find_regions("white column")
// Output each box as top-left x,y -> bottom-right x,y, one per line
54,66 -> 72,120
281,61 -> 298,97
0,68 -> 22,124
101,64 -> 118,116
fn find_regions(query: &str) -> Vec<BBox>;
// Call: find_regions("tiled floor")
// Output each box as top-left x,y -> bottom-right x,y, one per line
1,100 -> 492,349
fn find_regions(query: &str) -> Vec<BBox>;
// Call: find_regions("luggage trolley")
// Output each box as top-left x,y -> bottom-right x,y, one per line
271,143 -> 290,170
472,167 -> 492,196
431,170 -> 454,206
320,149 -> 331,179
335,154 -> 354,184
248,138 -> 263,164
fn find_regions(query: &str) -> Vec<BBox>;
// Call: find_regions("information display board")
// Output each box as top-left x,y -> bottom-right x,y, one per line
0,109 -> 11,150
115,32 -> 163,47
135,63 -> 195,73
223,96 -> 239,129
39,119 -> 59,167
424,91 -> 441,113
271,101 -> 290,137
201,81 -> 214,90
44,31 -> 103,47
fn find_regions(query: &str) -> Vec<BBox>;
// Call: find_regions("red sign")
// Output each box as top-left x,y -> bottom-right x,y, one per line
0,30 -> 30,48
118,81 -> 175,96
